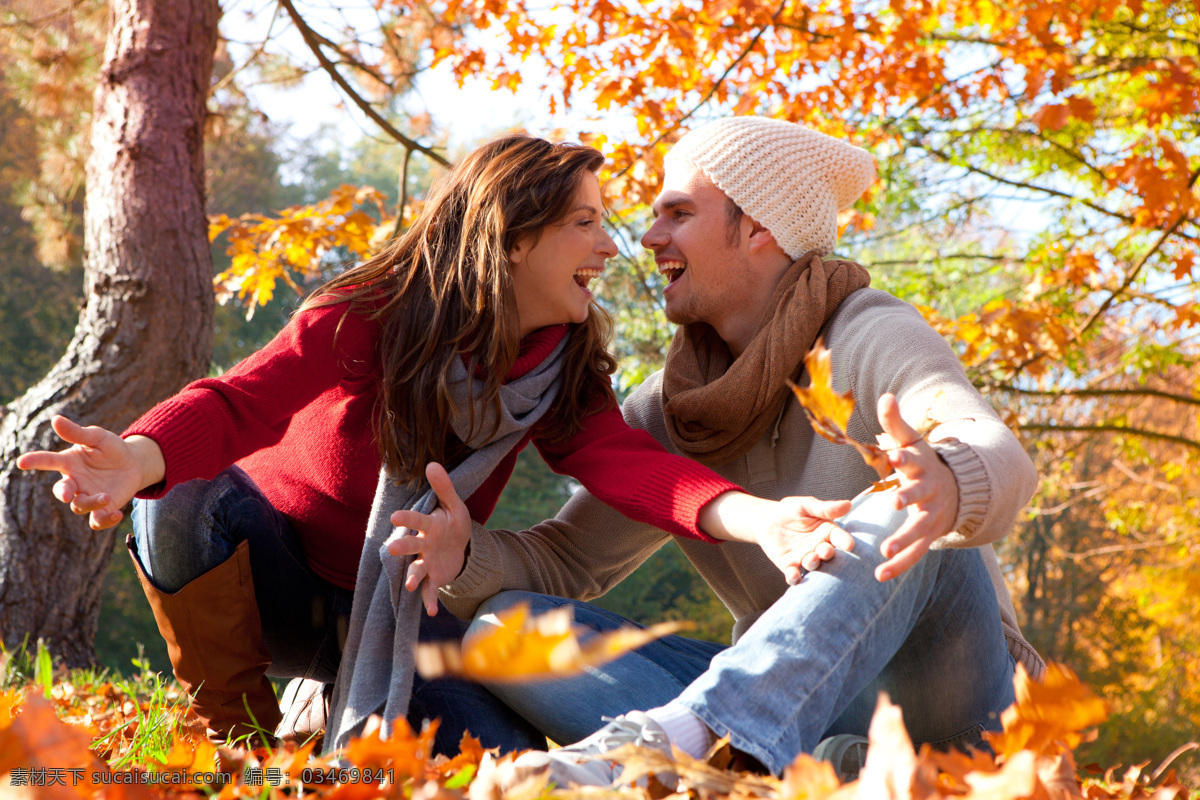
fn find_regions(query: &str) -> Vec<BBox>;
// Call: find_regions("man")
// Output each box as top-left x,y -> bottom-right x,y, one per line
401,116 -> 1043,783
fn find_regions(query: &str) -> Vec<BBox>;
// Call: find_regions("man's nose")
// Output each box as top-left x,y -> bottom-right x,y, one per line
641,217 -> 666,251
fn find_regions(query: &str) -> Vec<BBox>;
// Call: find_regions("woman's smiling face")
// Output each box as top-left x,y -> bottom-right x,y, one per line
508,172 -> 617,337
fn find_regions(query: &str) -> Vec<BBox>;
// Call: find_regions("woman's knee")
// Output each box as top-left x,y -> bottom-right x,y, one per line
131,467 -> 261,592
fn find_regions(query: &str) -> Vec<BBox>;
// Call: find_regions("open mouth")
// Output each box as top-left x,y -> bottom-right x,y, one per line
574,267 -> 603,289
658,259 -> 687,284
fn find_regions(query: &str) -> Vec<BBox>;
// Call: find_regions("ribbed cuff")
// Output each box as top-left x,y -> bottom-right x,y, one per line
931,437 -> 990,542
439,523 -> 503,619
636,459 -> 740,543
123,399 -> 213,499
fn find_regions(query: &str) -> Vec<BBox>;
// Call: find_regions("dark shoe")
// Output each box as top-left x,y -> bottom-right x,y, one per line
128,536 -> 282,740
811,734 -> 869,783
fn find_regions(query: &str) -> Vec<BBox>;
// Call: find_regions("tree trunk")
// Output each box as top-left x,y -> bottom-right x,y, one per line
0,0 -> 220,666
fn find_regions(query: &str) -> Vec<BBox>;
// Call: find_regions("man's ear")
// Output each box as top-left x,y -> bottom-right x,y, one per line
746,218 -> 778,254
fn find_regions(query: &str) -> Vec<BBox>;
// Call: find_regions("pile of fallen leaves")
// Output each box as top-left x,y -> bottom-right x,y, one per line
1,660 -> 1196,799
3,343 -> 1195,797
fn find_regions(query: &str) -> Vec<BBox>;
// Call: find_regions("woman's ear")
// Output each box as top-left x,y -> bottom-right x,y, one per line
508,235 -> 530,267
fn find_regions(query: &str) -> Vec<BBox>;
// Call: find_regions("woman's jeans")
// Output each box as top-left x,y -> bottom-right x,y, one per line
131,465 -> 545,755
470,490 -> 1016,773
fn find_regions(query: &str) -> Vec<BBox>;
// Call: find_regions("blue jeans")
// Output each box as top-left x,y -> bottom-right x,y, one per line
470,490 -> 1015,772
132,465 -> 546,756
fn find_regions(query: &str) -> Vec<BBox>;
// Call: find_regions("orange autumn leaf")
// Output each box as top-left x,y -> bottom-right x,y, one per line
789,338 -> 855,437
0,692 -> 109,800
985,662 -> 1109,759
1032,103 -> 1073,131
415,602 -> 687,683
852,693 -> 942,799
341,714 -> 438,780
1174,250 -> 1195,281
787,339 -> 892,480
781,753 -> 842,797
432,732 -> 488,782
147,732 -> 220,789
261,738 -> 318,783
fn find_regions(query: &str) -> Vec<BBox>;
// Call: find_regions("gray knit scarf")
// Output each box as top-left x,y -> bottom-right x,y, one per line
325,334 -> 568,753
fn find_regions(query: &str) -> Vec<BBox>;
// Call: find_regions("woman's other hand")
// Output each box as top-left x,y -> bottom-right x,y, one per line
388,462 -> 472,615
15,415 -> 163,530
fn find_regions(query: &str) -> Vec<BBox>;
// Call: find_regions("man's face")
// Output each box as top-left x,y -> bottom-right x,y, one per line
641,158 -> 758,337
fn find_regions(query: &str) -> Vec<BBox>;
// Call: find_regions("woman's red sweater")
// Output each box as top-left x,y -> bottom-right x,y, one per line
124,303 -> 739,590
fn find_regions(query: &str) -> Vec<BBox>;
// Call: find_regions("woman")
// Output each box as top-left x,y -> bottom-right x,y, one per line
17,135 -> 849,754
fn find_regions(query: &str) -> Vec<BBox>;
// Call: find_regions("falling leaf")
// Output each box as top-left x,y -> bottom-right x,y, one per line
869,477 -> 902,493
787,340 -> 893,479
416,603 -> 688,683
788,339 -> 855,439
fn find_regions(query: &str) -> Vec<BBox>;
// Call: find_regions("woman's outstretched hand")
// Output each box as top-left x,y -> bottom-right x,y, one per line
699,491 -> 855,584
387,462 -> 472,616
15,415 -> 163,530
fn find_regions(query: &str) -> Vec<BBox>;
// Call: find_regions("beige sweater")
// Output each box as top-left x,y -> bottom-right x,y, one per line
443,289 -> 1045,679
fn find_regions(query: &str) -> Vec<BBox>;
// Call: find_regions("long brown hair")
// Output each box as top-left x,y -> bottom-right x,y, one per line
301,135 -> 617,485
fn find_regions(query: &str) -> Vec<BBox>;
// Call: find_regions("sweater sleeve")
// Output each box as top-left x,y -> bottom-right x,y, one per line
441,486 -> 673,620
827,290 -> 1038,548
123,303 -> 376,498
533,403 -> 740,543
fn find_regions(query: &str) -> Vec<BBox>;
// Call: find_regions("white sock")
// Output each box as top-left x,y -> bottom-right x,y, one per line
645,703 -> 715,760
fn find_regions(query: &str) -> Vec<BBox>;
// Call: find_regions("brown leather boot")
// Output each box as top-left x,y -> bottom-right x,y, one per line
128,536 -> 283,740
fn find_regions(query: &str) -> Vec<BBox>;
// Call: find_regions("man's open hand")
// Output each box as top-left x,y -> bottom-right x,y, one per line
875,393 -> 959,582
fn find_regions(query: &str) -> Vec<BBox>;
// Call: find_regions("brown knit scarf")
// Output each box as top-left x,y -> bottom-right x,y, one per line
663,252 -> 871,466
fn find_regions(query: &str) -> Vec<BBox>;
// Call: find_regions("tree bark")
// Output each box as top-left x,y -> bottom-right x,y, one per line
0,0 -> 220,666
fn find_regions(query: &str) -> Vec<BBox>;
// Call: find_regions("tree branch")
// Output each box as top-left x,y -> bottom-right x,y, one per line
1065,539 -> 1184,561
995,384 -> 1200,407
612,0 -> 785,179
1020,423 -> 1200,451
276,0 -> 449,167
920,142 -> 1140,225
871,253 -> 1022,266
974,125 -> 1110,185
389,145 -> 412,241
211,5 -> 280,97
1075,165 -> 1200,339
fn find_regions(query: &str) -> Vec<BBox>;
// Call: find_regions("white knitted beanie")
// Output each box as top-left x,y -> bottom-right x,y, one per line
665,117 -> 877,259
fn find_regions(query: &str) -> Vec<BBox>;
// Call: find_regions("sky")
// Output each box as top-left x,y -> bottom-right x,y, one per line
219,0 -> 1051,237
220,0 -> 628,153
